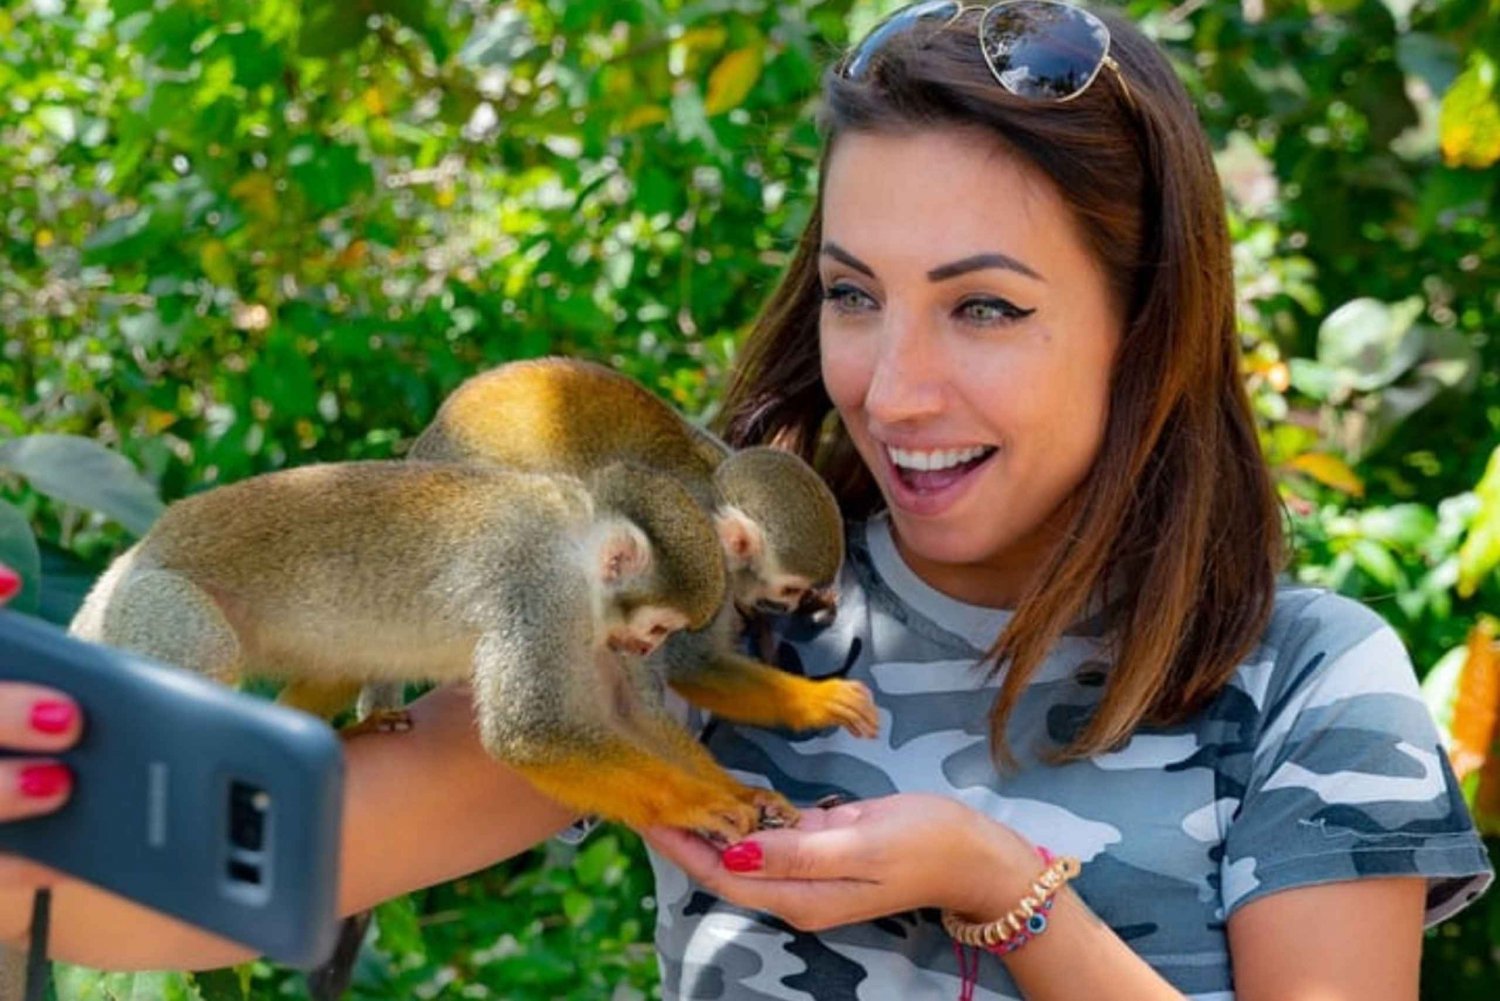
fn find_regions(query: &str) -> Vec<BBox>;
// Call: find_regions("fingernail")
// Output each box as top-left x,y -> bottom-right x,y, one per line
721,841 -> 763,873
0,566 -> 19,601
18,763 -> 71,798
30,700 -> 76,735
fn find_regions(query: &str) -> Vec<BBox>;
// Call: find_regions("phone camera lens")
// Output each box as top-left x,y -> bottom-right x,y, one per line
229,780 -> 268,851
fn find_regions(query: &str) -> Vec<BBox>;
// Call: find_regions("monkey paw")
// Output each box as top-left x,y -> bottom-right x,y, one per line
671,795 -> 763,844
735,786 -> 799,830
796,679 -> 880,739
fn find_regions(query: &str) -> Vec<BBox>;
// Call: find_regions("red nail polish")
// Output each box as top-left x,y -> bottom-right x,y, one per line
0,566 -> 19,601
722,841 -> 763,873
18,763 -> 70,798
30,700 -> 76,735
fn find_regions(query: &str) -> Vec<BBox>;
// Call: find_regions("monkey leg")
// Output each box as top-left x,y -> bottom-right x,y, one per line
668,651 -> 880,739
94,569 -> 243,682
278,679 -> 364,721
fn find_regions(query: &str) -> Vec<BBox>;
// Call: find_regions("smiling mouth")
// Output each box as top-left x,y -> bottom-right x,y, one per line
886,445 -> 999,495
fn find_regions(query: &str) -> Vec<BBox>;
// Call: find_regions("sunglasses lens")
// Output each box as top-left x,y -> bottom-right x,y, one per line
845,0 -> 962,80
979,1 -> 1110,100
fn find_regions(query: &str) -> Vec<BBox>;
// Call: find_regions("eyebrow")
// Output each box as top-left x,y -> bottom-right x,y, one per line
820,242 -> 1045,283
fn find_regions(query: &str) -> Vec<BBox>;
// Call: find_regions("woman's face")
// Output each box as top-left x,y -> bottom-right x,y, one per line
818,128 -> 1122,607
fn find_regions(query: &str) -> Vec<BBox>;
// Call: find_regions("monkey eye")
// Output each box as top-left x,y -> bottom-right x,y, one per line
649,623 -> 669,638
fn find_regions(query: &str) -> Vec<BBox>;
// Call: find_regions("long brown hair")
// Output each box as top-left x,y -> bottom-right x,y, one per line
717,4 -> 1287,762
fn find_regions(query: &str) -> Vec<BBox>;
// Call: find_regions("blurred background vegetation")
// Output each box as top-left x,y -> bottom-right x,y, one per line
1,0 -> 1498,997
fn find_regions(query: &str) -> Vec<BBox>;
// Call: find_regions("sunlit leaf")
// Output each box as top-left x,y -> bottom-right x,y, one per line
1286,452 -> 1365,497
705,45 -> 763,115
1449,619 -> 1500,784
1458,444 -> 1500,597
1439,50 -> 1500,169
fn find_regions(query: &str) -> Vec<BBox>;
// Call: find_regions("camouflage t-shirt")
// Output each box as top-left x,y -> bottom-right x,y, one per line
644,515 -> 1494,1000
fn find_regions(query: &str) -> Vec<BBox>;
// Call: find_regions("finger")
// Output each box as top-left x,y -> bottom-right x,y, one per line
721,825 -> 877,882
0,683 -> 82,751
0,563 -> 20,603
643,825 -> 873,931
0,759 -> 73,821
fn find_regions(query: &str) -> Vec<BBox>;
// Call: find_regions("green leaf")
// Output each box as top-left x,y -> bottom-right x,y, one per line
457,7 -> 533,68
373,894 -> 425,958
1315,297 -> 1426,392
0,499 -> 41,615
1357,504 -> 1438,549
0,434 -> 163,536
188,968 -> 245,1001
37,543 -> 101,627
1440,49 -> 1500,169
1351,538 -> 1402,588
288,140 -> 375,215
298,0 -> 369,58
1459,444 -> 1500,597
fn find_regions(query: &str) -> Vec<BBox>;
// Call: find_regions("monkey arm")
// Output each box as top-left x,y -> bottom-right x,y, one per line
0,685 -> 575,970
663,632 -> 880,739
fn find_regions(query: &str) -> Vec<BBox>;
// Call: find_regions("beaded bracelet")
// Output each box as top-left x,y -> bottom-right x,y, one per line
940,846 -> 1082,955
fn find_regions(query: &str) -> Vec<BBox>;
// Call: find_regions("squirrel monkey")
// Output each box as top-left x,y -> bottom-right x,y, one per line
69,460 -> 794,840
407,357 -> 879,741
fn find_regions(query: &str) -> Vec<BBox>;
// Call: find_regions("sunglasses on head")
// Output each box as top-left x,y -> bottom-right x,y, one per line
842,0 -> 1133,107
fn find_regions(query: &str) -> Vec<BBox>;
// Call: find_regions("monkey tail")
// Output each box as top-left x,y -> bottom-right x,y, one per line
305,911 -> 372,1001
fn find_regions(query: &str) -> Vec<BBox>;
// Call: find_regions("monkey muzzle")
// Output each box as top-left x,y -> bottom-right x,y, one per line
795,586 -> 839,626
608,635 -> 661,657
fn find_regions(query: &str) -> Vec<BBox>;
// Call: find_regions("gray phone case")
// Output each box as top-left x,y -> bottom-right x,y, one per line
0,610 -> 344,968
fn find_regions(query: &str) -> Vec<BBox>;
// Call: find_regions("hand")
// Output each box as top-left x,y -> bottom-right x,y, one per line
641,792 -> 1039,932
0,561 -> 83,890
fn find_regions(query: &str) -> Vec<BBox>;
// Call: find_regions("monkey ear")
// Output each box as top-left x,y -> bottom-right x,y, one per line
601,522 -> 652,586
714,507 -> 765,571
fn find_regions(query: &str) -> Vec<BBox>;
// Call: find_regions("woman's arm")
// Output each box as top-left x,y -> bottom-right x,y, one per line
645,793 -> 1429,1000
0,684 -> 577,970
1225,878 -> 1425,1001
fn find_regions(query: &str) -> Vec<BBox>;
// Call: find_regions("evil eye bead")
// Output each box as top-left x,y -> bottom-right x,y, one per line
1026,912 -> 1048,934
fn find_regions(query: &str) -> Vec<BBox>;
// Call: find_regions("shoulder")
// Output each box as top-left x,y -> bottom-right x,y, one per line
1232,583 -> 1413,715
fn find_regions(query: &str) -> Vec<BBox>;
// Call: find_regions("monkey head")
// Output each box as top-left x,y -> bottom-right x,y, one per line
711,447 -> 844,621
588,463 -> 726,654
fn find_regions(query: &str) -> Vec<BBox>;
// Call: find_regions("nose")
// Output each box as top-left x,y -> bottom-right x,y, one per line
864,310 -> 945,425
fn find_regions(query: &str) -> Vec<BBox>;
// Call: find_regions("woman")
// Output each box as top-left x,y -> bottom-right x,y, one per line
0,3 -> 1491,999
636,2 -> 1491,997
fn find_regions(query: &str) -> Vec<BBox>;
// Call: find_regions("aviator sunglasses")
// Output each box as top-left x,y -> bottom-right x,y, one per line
842,0 -> 1134,107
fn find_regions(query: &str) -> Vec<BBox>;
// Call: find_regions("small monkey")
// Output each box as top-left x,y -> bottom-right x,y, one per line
70,460 -> 794,840
408,357 -> 879,740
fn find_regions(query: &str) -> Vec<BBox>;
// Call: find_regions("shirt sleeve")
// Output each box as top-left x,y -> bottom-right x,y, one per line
1221,602 -> 1494,926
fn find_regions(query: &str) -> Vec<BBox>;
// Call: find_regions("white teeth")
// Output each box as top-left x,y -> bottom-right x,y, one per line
887,445 -> 991,471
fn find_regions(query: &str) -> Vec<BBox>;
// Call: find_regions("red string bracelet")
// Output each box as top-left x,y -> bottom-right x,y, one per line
945,844 -> 1081,1001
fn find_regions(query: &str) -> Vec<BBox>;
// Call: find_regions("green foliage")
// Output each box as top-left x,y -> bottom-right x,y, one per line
3,0 -> 1499,997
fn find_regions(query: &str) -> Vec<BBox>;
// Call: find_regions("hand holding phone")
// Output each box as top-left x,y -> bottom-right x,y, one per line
0,564 -> 80,852
0,607 -> 344,968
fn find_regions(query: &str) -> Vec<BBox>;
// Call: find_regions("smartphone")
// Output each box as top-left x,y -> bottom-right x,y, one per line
0,610 -> 344,968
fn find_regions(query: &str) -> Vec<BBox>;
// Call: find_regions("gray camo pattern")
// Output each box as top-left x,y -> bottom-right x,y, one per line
644,516 -> 1494,1000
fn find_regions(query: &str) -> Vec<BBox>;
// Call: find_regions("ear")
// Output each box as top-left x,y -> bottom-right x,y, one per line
599,522 -> 652,586
713,506 -> 765,572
